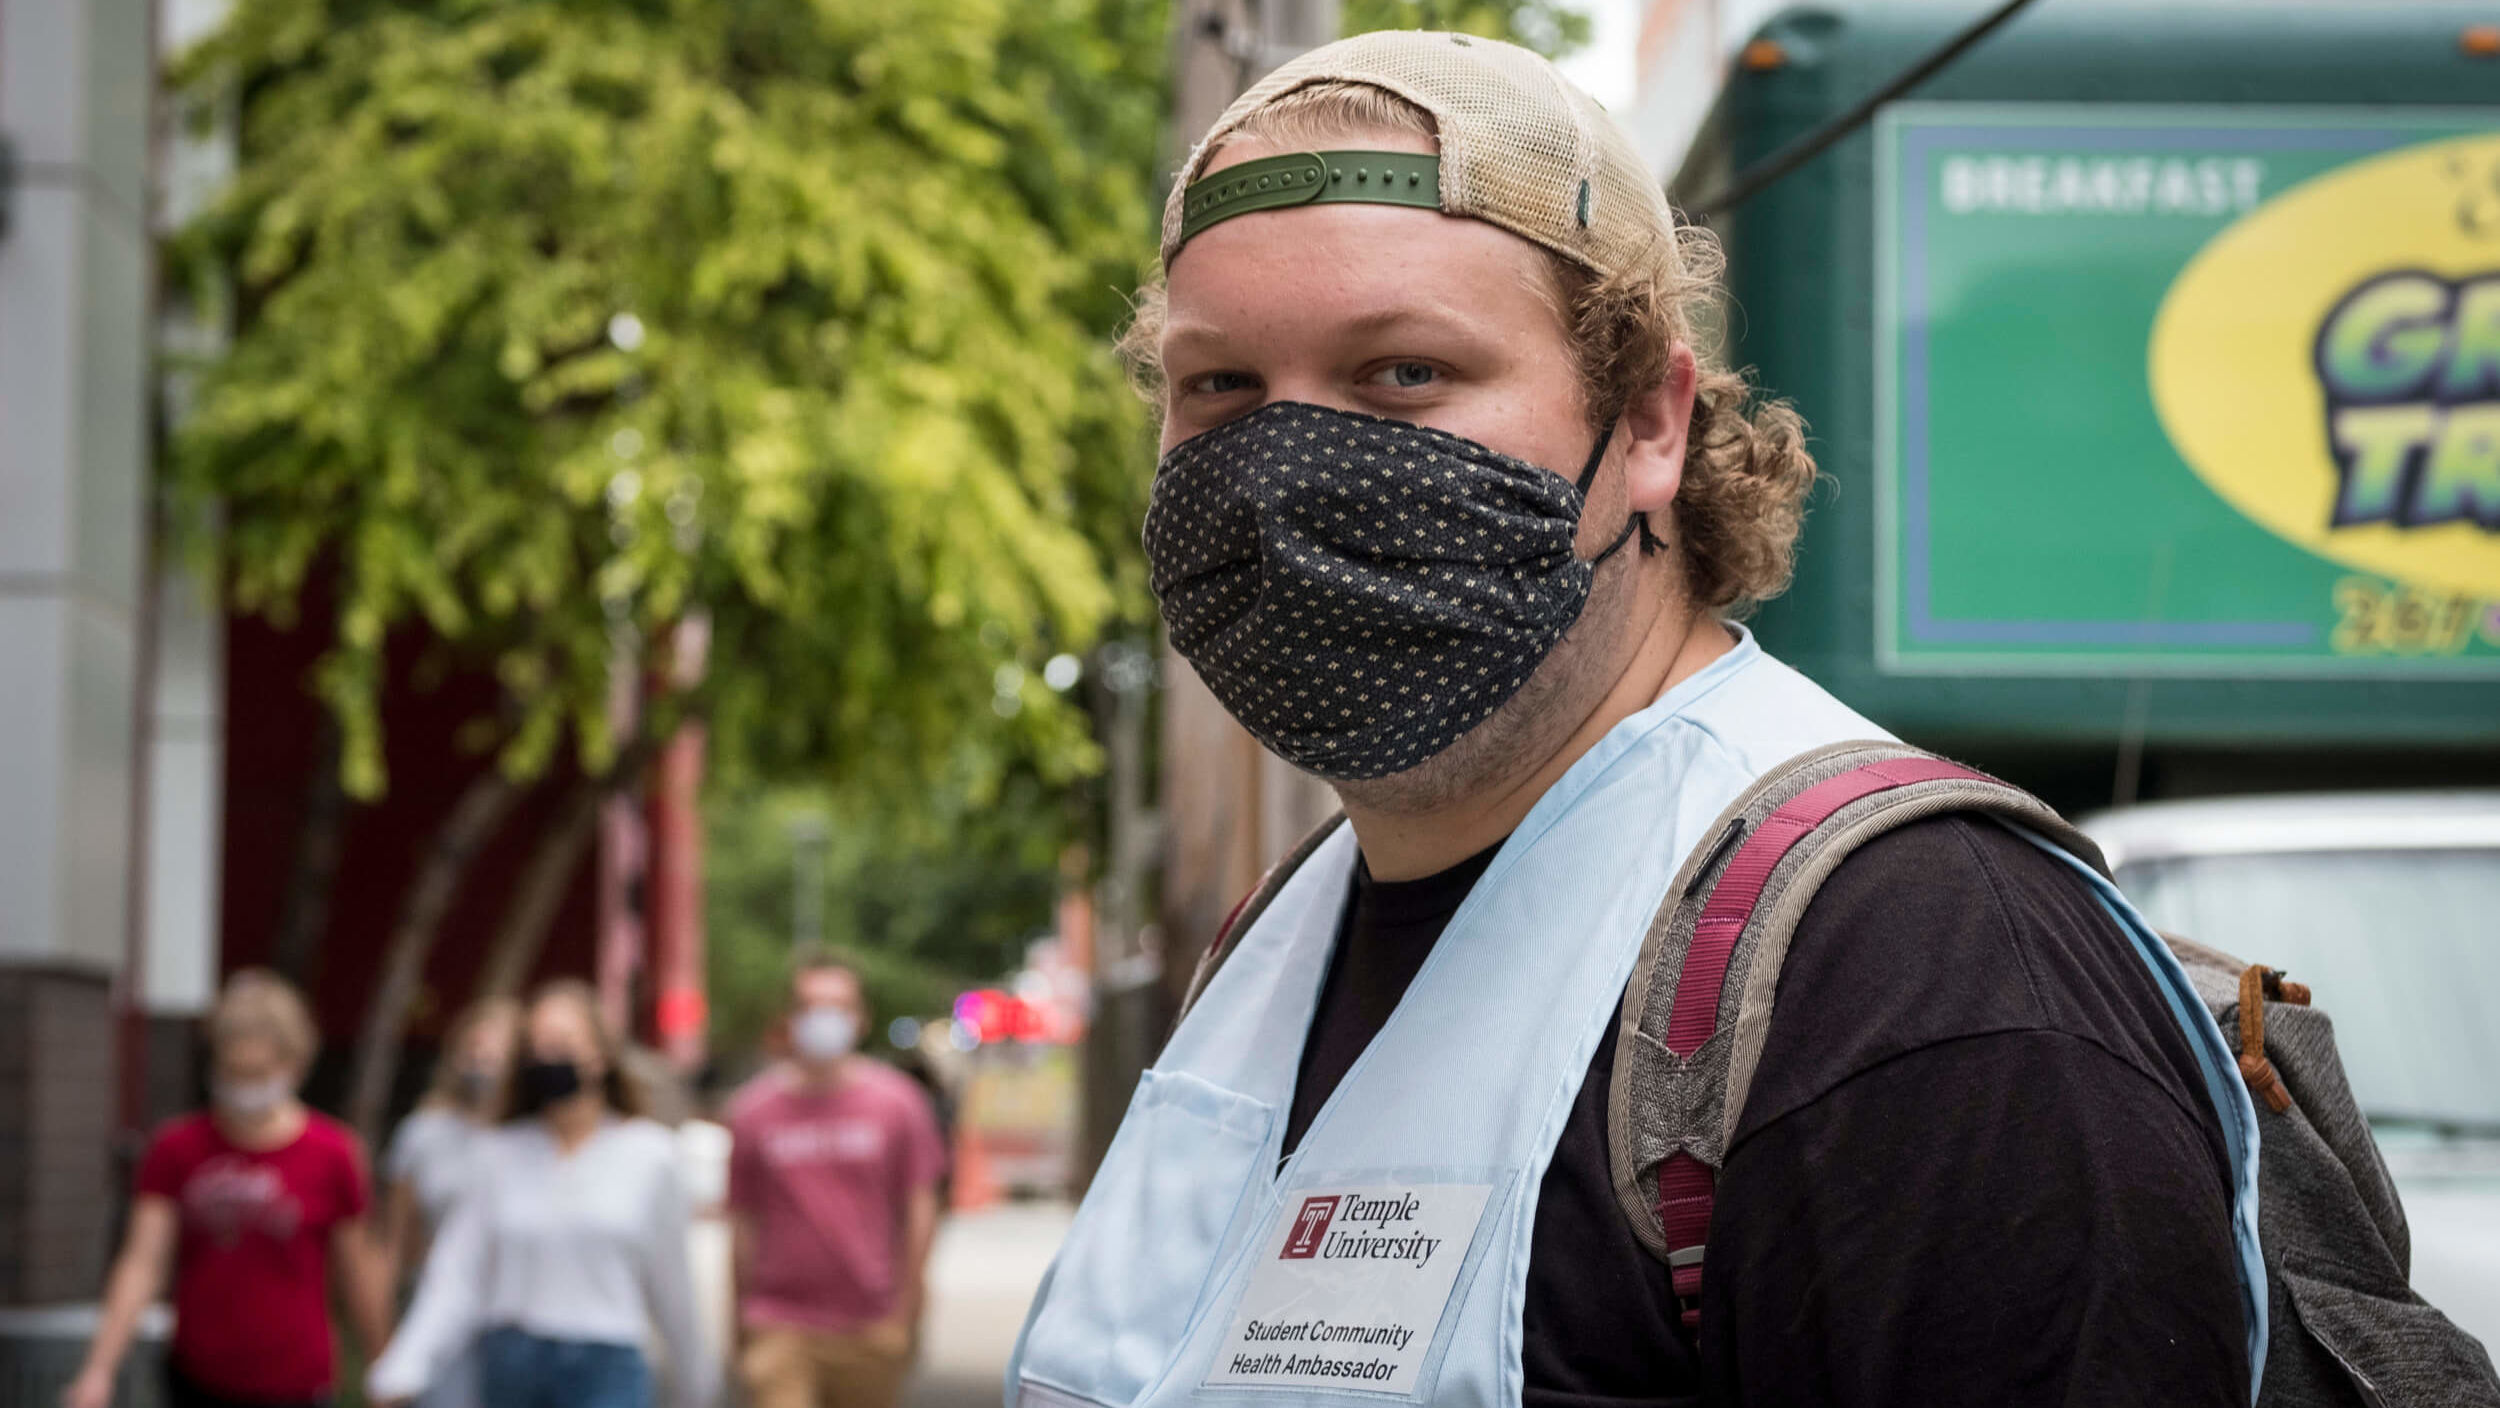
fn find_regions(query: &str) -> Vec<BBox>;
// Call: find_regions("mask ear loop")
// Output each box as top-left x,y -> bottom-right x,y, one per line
1572,421 -> 1616,495
1573,420 -> 1664,565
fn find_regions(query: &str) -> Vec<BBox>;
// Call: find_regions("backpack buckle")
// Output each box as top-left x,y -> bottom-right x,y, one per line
1669,1244 -> 1705,1329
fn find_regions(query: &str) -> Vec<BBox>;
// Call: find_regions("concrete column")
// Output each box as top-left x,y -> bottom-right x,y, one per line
117,0 -> 238,1136
141,567 -> 222,1019
0,0 -> 153,1301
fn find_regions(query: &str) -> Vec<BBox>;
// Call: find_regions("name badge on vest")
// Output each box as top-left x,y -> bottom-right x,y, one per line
1203,1183 -> 1494,1394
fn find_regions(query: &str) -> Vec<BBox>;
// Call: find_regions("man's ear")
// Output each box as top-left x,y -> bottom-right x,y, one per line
1621,343 -> 1699,519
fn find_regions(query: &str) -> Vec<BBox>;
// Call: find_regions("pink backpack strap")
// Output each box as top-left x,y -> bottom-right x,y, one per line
1609,742 -> 2103,1330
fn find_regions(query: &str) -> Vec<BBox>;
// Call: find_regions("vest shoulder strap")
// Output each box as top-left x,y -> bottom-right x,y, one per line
1172,813 -> 1350,1026
1606,740 -> 2103,1328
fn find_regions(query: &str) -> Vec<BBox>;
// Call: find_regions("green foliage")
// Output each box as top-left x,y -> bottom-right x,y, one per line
1342,0 -> 1592,59
704,769 -> 1077,1059
168,0 -> 1166,800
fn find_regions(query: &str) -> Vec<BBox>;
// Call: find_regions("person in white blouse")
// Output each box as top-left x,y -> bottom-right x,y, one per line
369,980 -> 716,1408
384,997 -> 521,1267
379,996 -> 520,1408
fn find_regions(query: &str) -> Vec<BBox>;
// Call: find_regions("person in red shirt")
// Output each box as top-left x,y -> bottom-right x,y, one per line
66,970 -> 392,1408
726,951 -> 946,1408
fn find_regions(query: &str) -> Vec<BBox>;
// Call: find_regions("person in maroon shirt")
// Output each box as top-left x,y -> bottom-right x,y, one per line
726,952 -> 946,1408
66,970 -> 393,1408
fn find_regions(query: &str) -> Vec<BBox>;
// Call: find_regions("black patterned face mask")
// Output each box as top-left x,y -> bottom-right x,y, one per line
1145,400 -> 1636,782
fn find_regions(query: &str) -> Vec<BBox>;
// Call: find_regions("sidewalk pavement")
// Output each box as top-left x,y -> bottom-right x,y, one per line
905,1201 -> 1072,1408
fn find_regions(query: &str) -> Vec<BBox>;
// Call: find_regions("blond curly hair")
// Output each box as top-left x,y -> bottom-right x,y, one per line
1125,82 -> 1815,615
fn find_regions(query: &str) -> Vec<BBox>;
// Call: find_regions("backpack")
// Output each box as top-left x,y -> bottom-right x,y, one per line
1178,741 -> 2500,1406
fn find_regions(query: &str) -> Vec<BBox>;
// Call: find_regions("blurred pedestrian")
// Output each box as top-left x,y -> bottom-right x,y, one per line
672,1066 -> 737,1393
65,969 -> 391,1408
369,980 -> 713,1408
377,996 -> 522,1408
725,951 -> 944,1408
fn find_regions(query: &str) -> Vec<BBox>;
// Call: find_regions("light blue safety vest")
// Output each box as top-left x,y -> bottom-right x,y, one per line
1009,630 -> 2265,1408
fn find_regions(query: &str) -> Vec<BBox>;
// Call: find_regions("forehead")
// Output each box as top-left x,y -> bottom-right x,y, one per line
795,967 -> 861,1005
529,995 -> 593,1041
1165,136 -> 1562,349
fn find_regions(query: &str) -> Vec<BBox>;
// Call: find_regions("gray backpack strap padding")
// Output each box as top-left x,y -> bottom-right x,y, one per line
1608,741 -> 2097,1263
1173,812 -> 1349,1027
2165,931 -> 2260,1009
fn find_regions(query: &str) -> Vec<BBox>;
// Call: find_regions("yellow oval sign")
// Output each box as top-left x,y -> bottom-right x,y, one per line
2150,133 -> 2500,598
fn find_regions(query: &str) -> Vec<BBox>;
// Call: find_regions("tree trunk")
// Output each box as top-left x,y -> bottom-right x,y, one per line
472,734 -> 663,1003
269,715 -> 352,987
346,770 -> 521,1143
473,779 -> 605,1002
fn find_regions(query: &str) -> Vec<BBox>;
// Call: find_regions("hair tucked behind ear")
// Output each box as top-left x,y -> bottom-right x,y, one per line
1671,366 -> 1814,616
1555,236 -> 1816,617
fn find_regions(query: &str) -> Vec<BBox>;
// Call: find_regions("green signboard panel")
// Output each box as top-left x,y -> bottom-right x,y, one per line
1876,104 -> 2500,677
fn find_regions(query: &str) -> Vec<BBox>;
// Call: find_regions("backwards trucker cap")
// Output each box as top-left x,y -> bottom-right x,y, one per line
1161,29 -> 1680,284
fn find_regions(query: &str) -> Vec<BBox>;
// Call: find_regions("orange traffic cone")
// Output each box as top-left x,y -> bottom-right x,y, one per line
951,1126 -> 1001,1212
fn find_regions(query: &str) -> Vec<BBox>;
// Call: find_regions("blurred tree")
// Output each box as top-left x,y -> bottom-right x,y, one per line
167,0 -> 1165,1129
1342,0 -> 1591,58
172,0 -> 1161,796
705,769 -> 1075,1062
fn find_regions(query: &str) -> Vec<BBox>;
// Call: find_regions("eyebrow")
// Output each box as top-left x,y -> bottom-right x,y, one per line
1163,301 -> 1499,356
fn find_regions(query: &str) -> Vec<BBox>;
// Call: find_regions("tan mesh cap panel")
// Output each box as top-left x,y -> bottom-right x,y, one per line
1161,30 -> 1680,284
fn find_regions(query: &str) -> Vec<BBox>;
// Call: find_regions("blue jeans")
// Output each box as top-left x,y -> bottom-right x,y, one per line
476,1327 -> 651,1408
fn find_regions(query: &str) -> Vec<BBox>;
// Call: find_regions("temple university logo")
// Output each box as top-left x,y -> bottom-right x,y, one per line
1282,1196 -> 1340,1260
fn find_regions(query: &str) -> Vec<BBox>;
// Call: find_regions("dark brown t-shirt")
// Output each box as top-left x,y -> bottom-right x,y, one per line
1282,814 -> 2248,1408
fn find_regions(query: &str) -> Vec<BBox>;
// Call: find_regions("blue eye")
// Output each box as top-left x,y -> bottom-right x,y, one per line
1387,362 -> 1436,388
1197,371 -> 1255,395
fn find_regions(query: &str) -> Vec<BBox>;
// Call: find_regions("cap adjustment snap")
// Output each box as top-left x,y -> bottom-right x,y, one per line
1175,150 -> 1443,250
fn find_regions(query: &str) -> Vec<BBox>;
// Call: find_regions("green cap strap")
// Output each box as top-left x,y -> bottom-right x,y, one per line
1175,150 -> 1442,253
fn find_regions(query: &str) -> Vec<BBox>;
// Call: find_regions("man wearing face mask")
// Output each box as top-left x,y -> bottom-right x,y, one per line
1008,31 -> 2255,1408
725,951 -> 946,1408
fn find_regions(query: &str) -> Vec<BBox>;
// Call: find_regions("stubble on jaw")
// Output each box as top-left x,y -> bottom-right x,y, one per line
1327,545 -> 1644,818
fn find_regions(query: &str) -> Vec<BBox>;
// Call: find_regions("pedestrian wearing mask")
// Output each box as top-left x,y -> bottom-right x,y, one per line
369,980 -> 713,1408
725,951 -> 945,1408
1009,31 -> 2263,1407
377,997 -> 521,1408
67,970 -> 392,1408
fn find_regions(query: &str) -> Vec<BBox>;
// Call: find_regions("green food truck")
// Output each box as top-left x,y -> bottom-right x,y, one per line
1676,0 -> 2500,811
